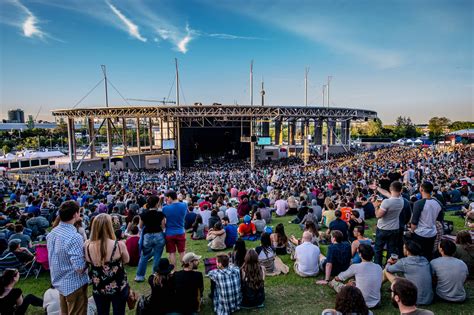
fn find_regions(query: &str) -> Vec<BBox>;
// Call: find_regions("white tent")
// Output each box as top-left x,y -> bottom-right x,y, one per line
414,139 -> 423,144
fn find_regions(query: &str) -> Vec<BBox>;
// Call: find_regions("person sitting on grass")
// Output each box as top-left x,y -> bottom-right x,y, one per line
222,217 -> 238,248
328,210 -> 349,242
294,231 -> 320,277
317,230 -> 351,285
321,202 -> 336,228
348,210 -> 365,242
0,268 -> 43,315
208,254 -> 242,315
191,215 -> 206,240
351,226 -> 372,264
146,258 -> 175,315
430,239 -> 469,303
321,286 -> 373,315
6,239 -> 34,265
255,233 -> 289,276
384,239 -> 433,305
329,244 -> 382,309
238,215 -> 256,239
454,230 -> 474,279
240,249 -> 265,309
125,224 -> 140,267
207,222 -> 227,251
252,212 -> 266,234
208,210 -> 221,232
173,252 -> 204,314
184,205 -> 197,231
270,223 -> 289,255
390,278 -> 434,315
231,238 -> 247,268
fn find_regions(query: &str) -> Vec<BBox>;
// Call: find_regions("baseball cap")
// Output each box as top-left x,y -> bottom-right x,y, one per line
183,252 -> 202,264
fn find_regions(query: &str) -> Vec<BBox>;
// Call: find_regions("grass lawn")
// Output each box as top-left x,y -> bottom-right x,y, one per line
18,212 -> 473,314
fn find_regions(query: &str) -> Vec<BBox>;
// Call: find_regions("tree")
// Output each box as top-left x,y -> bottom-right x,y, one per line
2,145 -> 11,154
449,121 -> 474,132
393,116 -> 419,139
428,117 -> 450,139
366,118 -> 383,137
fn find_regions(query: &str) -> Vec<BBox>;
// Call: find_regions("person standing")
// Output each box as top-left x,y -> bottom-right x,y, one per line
135,196 -> 166,282
163,190 -> 187,267
410,182 -> 444,261
46,201 -> 89,315
85,214 -> 130,315
373,182 -> 404,266
173,252 -> 204,314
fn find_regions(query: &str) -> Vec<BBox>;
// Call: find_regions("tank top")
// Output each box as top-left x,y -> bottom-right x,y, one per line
87,240 -> 128,296
352,239 -> 372,264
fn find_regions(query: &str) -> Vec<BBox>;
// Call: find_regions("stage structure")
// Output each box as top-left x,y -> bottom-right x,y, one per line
52,60 -> 377,171
52,104 -> 377,171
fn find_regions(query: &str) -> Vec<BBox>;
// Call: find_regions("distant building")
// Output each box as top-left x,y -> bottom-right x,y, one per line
7,109 -> 25,123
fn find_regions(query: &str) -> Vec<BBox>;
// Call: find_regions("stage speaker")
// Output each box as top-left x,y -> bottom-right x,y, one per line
364,117 -> 368,122
251,135 -> 257,142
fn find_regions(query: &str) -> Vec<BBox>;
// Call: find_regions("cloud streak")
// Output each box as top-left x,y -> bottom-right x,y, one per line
106,1 -> 147,42
11,0 -> 46,39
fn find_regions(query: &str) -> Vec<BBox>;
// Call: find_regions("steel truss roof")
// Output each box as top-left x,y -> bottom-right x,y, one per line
52,105 -> 377,122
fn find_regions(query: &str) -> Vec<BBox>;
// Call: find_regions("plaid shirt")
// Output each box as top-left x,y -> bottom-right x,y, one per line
46,222 -> 89,296
208,266 -> 242,315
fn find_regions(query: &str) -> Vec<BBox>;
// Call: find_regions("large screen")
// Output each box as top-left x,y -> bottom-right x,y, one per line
162,140 -> 176,150
257,137 -> 271,145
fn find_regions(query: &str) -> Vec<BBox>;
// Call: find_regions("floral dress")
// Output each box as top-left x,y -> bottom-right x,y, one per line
87,241 -> 128,296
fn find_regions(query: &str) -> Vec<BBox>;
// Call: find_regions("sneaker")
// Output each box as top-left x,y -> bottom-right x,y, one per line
134,276 -> 145,282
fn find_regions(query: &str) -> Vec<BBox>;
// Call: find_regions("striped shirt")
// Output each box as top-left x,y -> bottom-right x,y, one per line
46,222 -> 89,296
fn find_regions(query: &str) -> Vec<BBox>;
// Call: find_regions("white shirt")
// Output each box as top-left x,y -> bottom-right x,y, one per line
295,242 -> 320,276
226,207 -> 239,225
199,210 -> 212,227
43,288 -> 60,315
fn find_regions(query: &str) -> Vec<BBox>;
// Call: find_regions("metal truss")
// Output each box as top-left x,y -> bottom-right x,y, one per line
52,105 -> 377,122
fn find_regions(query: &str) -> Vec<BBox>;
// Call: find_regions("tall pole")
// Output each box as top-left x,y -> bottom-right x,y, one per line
303,121 -> 309,165
250,60 -> 253,106
175,58 -> 181,171
175,58 -> 179,106
250,121 -> 255,170
322,85 -> 326,107
305,67 -> 309,106
101,65 -> 112,170
327,76 -> 332,108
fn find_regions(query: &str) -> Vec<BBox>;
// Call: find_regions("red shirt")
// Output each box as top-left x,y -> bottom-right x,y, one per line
125,236 -> 140,266
238,222 -> 256,236
199,201 -> 212,211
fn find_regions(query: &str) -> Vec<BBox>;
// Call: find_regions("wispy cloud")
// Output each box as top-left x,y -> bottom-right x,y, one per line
206,33 -> 262,40
106,1 -> 147,42
11,0 -> 46,39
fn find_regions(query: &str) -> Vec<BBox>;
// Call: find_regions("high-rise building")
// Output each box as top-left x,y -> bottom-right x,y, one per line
7,109 -> 25,123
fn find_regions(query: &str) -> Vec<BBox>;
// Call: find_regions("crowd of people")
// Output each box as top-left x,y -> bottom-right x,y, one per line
0,144 -> 472,314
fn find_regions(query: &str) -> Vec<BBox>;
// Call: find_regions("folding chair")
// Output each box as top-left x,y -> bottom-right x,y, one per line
0,252 -> 28,277
34,244 -> 49,279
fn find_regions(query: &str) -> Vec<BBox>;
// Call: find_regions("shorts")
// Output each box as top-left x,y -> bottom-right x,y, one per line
165,234 -> 186,253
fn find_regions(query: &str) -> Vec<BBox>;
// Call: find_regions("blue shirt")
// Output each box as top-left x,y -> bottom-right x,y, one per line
46,222 -> 88,296
329,218 -> 349,241
224,225 -> 238,248
162,202 -> 187,236
326,242 -> 352,276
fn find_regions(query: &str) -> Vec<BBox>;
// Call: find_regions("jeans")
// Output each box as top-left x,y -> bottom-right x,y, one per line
93,286 -> 129,315
136,232 -> 165,279
412,233 -> 436,261
374,228 -> 399,266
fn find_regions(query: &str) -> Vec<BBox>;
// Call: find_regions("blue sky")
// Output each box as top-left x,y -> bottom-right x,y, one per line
0,0 -> 472,123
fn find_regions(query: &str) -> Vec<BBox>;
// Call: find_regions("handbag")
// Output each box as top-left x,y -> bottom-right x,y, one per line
127,289 -> 139,310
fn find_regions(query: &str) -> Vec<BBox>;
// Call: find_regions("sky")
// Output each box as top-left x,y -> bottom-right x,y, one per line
0,0 -> 472,124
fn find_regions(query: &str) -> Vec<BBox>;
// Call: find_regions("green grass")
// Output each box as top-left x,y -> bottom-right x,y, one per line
18,213 -> 473,315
